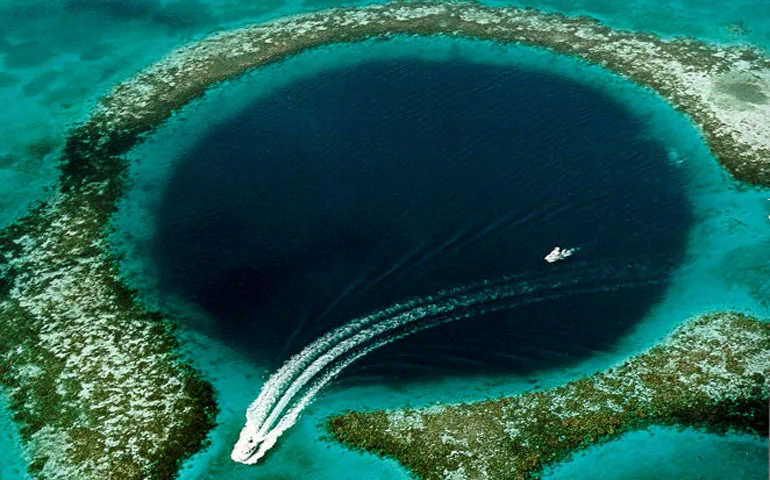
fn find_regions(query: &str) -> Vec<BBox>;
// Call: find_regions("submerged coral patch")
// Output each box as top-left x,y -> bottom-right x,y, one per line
327,313 -> 769,480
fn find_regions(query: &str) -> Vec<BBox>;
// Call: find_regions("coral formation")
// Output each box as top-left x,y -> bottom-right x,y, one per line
328,313 -> 769,480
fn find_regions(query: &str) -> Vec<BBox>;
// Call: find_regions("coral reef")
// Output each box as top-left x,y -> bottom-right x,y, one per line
328,313 -> 769,480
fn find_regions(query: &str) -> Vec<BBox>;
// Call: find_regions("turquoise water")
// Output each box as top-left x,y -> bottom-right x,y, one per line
0,393 -> 29,480
108,37 -> 768,478
543,426 -> 769,480
1,1 -> 768,478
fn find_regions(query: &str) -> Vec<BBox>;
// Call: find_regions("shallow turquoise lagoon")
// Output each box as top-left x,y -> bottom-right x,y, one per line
544,426 -> 769,480
104,37 -> 769,479
0,393 -> 30,480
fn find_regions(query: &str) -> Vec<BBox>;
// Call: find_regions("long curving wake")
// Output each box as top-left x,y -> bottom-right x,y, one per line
231,259 -> 664,464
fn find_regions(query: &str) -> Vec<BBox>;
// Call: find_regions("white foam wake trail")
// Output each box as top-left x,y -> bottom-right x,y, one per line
242,267 -> 543,432
232,261 -> 663,464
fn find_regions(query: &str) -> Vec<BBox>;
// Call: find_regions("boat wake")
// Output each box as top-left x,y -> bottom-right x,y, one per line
231,259 -> 663,464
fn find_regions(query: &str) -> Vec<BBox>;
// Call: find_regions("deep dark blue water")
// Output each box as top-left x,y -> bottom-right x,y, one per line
153,59 -> 691,380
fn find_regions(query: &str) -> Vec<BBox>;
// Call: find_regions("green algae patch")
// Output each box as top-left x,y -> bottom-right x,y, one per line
327,313 -> 769,479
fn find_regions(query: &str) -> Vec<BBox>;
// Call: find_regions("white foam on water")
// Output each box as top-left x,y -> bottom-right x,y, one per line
231,260 -> 664,464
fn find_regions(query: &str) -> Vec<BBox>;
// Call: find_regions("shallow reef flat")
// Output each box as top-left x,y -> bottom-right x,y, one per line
0,194 -> 218,478
0,2 -> 768,478
328,312 -> 769,480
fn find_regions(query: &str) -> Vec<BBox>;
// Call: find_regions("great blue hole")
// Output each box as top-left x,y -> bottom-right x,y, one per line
151,57 -> 692,382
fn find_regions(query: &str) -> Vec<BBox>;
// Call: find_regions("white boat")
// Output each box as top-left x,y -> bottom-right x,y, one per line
544,246 -> 577,263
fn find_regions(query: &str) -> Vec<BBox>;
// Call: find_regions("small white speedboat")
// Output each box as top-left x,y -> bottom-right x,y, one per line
545,246 -> 577,263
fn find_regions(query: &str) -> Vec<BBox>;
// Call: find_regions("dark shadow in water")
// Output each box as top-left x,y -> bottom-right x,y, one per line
151,57 -> 692,382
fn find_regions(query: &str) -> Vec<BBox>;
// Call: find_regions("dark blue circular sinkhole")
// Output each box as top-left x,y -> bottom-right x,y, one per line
153,57 -> 692,381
